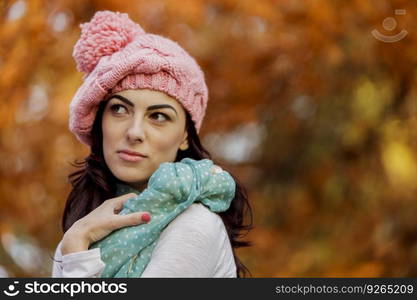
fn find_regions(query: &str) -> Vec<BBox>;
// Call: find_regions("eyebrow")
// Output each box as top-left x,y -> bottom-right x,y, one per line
109,94 -> 178,116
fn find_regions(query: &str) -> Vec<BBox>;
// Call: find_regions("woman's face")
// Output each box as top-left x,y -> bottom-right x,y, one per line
102,89 -> 189,191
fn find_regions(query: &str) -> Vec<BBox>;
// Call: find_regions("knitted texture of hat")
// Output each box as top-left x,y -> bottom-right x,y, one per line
88,158 -> 236,278
69,10 -> 208,146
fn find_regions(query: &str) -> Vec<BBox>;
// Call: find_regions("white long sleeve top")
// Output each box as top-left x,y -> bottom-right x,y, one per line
51,203 -> 237,278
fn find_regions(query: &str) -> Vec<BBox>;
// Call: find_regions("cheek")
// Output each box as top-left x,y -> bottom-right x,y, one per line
152,130 -> 183,152
103,112 -> 120,133
148,130 -> 184,163
102,117 -> 121,152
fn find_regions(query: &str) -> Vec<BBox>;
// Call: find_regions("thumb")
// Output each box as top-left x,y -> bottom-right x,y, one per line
111,212 -> 151,229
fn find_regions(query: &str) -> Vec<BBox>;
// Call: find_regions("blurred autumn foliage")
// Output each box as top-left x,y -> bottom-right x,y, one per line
1,0 -> 417,277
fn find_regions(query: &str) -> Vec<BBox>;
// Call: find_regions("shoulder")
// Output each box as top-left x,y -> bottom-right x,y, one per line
142,203 -> 236,277
156,203 -> 229,255
175,202 -> 223,225
161,203 -> 226,240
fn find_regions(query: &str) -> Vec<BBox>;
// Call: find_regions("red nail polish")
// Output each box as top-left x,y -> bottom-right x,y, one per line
141,213 -> 151,222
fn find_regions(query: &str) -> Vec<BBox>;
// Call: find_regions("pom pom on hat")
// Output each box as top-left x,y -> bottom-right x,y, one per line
73,10 -> 145,74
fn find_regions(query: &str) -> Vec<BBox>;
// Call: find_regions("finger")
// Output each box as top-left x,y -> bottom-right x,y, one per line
112,193 -> 137,211
111,212 -> 151,229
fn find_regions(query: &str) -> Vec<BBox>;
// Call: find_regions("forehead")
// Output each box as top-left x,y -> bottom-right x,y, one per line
111,89 -> 182,108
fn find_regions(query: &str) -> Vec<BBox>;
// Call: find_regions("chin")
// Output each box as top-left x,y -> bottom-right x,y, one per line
111,167 -> 147,183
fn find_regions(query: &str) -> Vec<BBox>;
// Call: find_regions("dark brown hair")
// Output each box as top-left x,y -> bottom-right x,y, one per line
62,98 -> 254,277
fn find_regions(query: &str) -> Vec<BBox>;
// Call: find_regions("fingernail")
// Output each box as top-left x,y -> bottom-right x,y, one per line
141,213 -> 151,222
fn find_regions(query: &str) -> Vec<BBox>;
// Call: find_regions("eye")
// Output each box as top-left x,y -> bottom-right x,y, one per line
109,104 -> 128,115
150,112 -> 171,122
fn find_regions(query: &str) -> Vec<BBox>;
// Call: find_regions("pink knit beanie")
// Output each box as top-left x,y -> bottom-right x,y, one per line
69,10 -> 208,146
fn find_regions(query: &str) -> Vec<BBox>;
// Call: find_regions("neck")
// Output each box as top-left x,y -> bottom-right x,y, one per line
116,180 -> 148,196
127,180 -> 148,193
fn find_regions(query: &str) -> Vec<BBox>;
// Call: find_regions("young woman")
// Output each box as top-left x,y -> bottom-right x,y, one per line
51,10 -> 253,278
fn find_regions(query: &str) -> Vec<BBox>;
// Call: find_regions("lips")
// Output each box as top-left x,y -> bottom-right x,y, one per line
117,150 -> 147,162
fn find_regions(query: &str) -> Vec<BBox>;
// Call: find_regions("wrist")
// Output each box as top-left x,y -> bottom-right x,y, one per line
61,223 -> 90,256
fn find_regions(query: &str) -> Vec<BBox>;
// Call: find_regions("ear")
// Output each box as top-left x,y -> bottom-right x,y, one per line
179,131 -> 189,151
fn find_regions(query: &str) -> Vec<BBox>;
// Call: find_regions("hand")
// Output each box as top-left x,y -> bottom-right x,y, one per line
61,193 -> 151,255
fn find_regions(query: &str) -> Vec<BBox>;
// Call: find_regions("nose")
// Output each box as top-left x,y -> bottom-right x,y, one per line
126,117 -> 145,143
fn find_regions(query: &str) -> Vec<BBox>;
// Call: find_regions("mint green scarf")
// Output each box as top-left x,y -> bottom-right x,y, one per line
88,157 -> 236,277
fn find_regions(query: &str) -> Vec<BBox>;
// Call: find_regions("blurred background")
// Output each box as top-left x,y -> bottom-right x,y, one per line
1,0 -> 417,277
